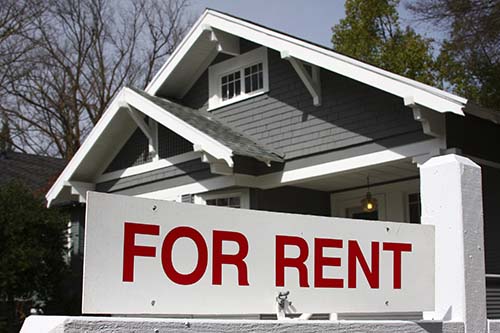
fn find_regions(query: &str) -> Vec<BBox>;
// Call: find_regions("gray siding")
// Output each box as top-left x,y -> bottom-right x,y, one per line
97,159 -> 211,193
445,113 -> 500,274
446,113 -> 500,163
482,165 -> 500,274
250,186 -> 331,216
179,47 -> 422,160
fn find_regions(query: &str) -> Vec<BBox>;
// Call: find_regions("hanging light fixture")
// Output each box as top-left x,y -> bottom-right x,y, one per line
361,176 -> 378,213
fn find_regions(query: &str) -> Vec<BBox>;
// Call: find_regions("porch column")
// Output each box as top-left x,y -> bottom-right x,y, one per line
420,154 -> 486,333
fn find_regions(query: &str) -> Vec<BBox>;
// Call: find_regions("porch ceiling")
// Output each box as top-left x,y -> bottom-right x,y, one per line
294,159 -> 419,192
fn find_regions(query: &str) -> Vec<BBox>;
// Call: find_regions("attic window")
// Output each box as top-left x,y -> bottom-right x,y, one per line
208,47 -> 268,110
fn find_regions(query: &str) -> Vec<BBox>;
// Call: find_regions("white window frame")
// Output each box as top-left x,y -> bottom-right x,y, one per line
208,47 -> 269,110
194,189 -> 250,209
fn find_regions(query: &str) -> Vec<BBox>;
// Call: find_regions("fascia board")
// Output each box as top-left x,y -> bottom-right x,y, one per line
147,9 -> 466,116
145,11 -> 210,94
46,89 -> 127,207
123,88 -> 234,167
47,87 -> 236,207
202,13 -> 465,115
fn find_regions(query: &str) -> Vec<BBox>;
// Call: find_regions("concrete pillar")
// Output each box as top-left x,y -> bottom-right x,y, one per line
420,154 -> 486,333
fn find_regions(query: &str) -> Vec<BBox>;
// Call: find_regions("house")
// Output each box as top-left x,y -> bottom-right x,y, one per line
0,150 -> 65,195
46,10 -> 500,318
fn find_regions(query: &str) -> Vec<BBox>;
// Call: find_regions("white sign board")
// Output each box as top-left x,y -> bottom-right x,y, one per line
83,192 -> 434,315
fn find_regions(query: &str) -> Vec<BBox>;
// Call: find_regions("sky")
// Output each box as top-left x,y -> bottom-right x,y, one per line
188,1 -> 439,48
189,0 -> 347,48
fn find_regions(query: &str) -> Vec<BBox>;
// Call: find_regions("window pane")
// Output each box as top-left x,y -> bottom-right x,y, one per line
222,84 -> 228,100
235,71 -> 240,79
235,80 -> 241,96
243,62 -> 263,93
229,197 -> 240,207
222,76 -> 227,84
244,76 -> 251,93
217,198 -> 228,206
252,75 -> 258,90
206,199 -> 216,206
408,193 -> 421,224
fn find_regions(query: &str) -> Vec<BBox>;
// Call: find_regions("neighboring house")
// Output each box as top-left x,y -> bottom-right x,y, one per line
0,150 -> 65,194
46,10 -> 500,318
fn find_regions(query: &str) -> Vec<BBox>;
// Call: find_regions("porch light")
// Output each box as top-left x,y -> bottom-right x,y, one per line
361,176 -> 378,213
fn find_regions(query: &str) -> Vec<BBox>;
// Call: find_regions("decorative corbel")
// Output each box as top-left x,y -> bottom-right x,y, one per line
281,51 -> 321,106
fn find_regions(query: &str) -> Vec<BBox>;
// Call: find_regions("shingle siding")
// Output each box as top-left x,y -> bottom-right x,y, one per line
180,47 -> 422,160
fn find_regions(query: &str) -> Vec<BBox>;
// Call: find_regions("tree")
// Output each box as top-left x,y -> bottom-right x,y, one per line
0,182 -> 68,332
407,0 -> 500,110
332,0 -> 439,86
0,0 -> 192,159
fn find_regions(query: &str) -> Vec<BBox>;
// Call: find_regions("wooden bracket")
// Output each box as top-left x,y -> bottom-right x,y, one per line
406,100 -> 446,138
124,104 -> 158,156
281,51 -> 321,106
201,152 -> 233,175
204,25 -> 240,56
66,181 -> 95,203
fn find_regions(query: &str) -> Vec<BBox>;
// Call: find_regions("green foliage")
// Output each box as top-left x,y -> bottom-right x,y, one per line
332,0 -> 439,86
409,0 -> 500,110
0,182 -> 68,331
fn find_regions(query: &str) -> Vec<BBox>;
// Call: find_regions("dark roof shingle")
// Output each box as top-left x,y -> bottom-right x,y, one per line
130,87 -> 284,164
0,151 -> 66,193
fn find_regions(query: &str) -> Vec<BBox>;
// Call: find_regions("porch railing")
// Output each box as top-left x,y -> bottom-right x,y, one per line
487,274 -> 500,319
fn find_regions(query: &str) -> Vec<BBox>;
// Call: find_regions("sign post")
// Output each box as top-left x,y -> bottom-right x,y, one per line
83,192 -> 434,315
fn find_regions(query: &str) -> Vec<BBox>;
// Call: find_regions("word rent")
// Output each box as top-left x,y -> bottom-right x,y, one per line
123,222 -> 412,289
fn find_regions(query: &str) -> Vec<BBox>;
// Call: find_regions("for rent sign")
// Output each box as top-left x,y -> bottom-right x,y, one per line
83,192 -> 434,315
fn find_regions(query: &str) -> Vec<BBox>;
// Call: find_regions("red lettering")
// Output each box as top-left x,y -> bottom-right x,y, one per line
314,238 -> 344,288
383,242 -> 412,289
122,222 -> 159,282
161,226 -> 208,285
212,230 -> 249,286
348,240 -> 380,288
275,235 -> 310,287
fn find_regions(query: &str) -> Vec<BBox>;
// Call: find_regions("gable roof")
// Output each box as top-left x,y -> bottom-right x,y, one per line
46,87 -> 283,206
146,9 -> 499,123
130,88 -> 283,164
0,151 -> 65,194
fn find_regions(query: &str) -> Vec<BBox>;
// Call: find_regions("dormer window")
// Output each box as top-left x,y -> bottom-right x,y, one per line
208,47 -> 268,110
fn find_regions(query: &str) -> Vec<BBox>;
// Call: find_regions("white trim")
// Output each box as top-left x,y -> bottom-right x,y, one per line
135,176 -> 237,201
124,88 -> 234,167
331,179 -> 420,223
208,47 -> 269,110
146,9 -> 467,116
46,87 -> 237,207
245,139 -> 440,189
46,89 -> 128,206
281,52 -> 321,106
95,151 -> 200,183
137,140 -> 439,202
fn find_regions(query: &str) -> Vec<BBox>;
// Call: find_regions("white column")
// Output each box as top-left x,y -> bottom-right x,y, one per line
420,154 -> 486,333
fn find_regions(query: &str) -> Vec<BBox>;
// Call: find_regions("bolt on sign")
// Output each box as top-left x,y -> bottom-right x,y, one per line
83,192 -> 435,315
